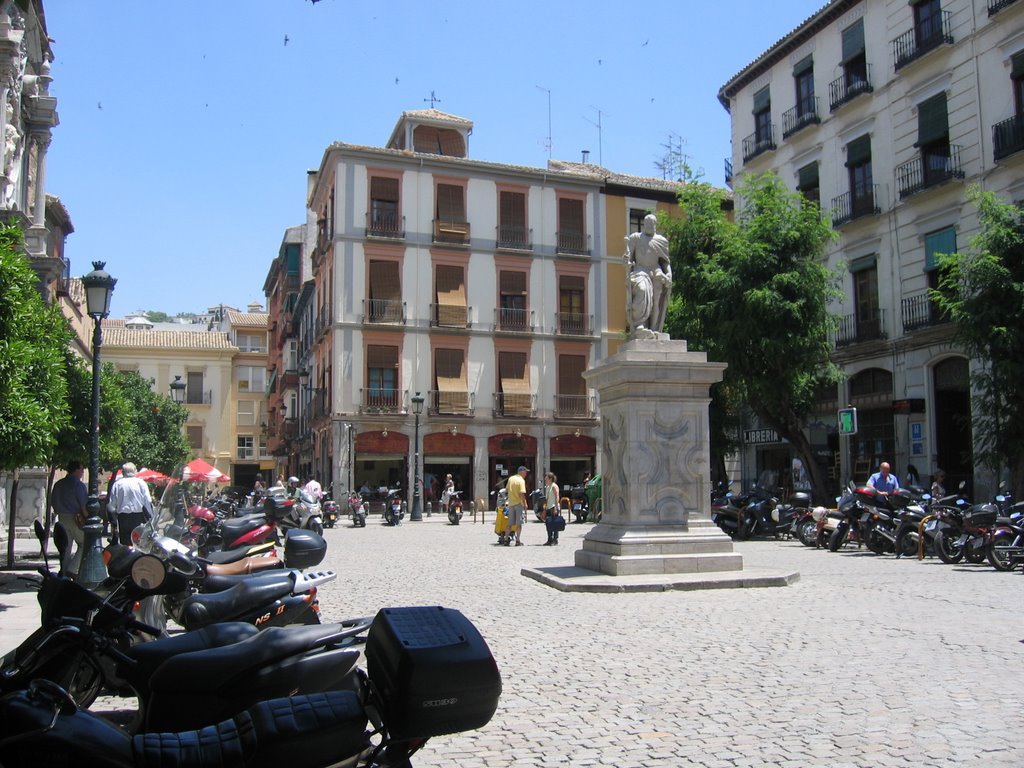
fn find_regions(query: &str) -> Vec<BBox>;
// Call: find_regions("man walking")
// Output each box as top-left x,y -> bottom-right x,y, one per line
505,465 -> 529,546
107,462 -> 153,545
50,461 -> 87,578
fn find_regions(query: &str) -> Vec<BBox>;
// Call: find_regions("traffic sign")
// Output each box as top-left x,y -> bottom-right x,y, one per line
838,407 -> 858,435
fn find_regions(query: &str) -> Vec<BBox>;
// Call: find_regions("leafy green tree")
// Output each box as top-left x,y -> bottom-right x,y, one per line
932,186 -> 1024,496
111,369 -> 191,474
145,310 -> 171,323
661,173 -> 842,502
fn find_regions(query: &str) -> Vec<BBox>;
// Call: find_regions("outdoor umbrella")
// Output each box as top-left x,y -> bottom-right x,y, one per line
181,458 -> 231,483
136,468 -> 171,484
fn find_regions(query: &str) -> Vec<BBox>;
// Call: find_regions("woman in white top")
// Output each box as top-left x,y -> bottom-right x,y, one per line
543,472 -> 561,545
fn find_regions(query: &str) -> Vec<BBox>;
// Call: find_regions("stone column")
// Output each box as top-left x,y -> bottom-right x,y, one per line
30,128 -> 47,226
574,339 -> 743,576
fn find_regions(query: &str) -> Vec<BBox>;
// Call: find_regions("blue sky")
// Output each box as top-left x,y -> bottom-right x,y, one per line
45,0 -> 822,317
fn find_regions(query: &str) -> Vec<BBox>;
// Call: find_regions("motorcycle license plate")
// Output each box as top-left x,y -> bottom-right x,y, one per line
924,519 -> 937,531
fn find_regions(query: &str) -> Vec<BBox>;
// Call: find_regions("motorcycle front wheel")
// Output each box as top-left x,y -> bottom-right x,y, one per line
933,527 -> 965,564
828,524 -> 848,552
986,532 -> 1018,571
797,519 -> 818,547
893,528 -> 920,559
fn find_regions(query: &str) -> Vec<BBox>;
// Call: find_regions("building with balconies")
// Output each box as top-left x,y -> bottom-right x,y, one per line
719,0 -> 1023,497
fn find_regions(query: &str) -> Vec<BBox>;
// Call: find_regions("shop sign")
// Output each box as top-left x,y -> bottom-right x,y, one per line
744,429 -> 781,444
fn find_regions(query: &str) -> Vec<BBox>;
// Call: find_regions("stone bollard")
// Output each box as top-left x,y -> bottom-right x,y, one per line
77,497 -> 108,589
426,501 -> 432,517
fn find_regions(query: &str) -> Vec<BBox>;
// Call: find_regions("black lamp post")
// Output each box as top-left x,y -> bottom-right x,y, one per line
410,392 -> 424,521
80,261 -> 116,587
169,375 -> 186,404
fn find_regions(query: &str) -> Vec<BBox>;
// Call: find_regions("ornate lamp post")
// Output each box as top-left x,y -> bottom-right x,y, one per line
169,375 -> 186,404
410,392 -> 424,521
79,261 -> 116,588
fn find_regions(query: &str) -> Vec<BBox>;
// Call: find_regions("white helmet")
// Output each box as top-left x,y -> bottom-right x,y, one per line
288,476 -> 299,485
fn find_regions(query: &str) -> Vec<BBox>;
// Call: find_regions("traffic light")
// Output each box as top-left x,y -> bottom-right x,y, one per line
838,407 -> 858,435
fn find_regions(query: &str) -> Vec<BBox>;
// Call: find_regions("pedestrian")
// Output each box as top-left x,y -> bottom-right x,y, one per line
253,475 -> 264,493
303,476 -> 323,501
905,464 -> 921,489
867,461 -> 900,494
50,461 -> 88,578
505,465 -> 529,546
106,462 -> 153,545
931,469 -> 947,499
440,473 -> 455,513
543,471 -> 561,545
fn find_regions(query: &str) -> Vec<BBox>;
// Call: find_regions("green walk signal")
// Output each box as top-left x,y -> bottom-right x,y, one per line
838,407 -> 858,435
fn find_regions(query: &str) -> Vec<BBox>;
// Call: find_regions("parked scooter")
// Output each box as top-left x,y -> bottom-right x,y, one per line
348,490 -> 368,527
569,485 -> 589,523
321,494 -> 340,529
446,490 -> 464,525
278,489 -> 324,537
384,487 -> 405,526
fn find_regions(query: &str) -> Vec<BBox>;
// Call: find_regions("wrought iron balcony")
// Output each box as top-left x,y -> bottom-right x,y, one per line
829,67 -> 874,111
895,146 -> 965,199
359,388 -> 405,415
492,392 -> 537,418
554,394 -> 596,420
496,224 -> 533,251
892,11 -> 953,71
494,307 -> 535,333
989,0 -> 1019,15
831,186 -> 880,227
185,389 -> 213,405
782,97 -> 821,139
901,291 -> 950,333
556,231 -> 591,256
365,211 -> 405,240
555,311 -> 593,336
993,114 -> 1024,162
363,298 -> 406,325
834,310 -> 886,347
433,218 -> 470,246
429,303 -> 471,328
742,126 -> 776,162
428,389 -> 475,416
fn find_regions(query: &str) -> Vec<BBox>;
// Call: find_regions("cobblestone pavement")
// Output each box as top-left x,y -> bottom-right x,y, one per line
315,513 -> 1022,768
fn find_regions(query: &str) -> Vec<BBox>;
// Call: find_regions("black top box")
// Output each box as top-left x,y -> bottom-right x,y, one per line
366,606 -> 501,740
283,528 -> 327,569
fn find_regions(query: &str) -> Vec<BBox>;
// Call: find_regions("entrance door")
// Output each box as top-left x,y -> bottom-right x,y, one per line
933,357 -> 972,494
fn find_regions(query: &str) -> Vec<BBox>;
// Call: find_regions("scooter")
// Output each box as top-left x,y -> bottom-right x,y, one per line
277,490 -> 324,537
321,494 -> 340,528
446,490 -> 464,525
348,491 -> 367,527
384,488 -> 405,526
570,485 -> 589,523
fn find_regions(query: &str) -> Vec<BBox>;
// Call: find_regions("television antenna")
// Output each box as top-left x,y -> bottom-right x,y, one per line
584,106 -> 608,166
536,85 -> 552,159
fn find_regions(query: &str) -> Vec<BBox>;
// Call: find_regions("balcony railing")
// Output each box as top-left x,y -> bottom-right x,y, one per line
428,390 -> 475,416
742,126 -> 776,162
359,388 -> 405,415
185,389 -> 213,405
494,307 -> 535,333
835,310 -> 887,347
555,311 -> 593,336
363,298 -> 406,324
492,393 -> 537,418
993,114 -> 1024,162
556,231 -> 591,256
315,306 -> 332,338
430,303 -> 471,328
893,11 -> 953,71
496,224 -> 532,251
989,0 -> 1019,15
554,394 -> 596,420
433,218 -> 470,246
829,67 -> 874,111
901,292 -> 950,333
782,97 -> 821,139
896,146 -> 964,199
366,211 -> 405,239
310,389 -> 331,421
831,186 -> 880,227
724,157 -> 733,186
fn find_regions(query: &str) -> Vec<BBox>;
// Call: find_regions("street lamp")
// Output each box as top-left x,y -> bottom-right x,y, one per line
410,392 -> 424,521
169,375 -> 186,404
80,261 -> 116,588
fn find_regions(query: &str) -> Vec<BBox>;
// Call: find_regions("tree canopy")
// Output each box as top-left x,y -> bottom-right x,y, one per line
110,369 -> 192,475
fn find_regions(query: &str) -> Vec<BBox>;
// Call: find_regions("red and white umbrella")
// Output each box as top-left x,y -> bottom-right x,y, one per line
181,458 -> 231,484
136,467 -> 171,485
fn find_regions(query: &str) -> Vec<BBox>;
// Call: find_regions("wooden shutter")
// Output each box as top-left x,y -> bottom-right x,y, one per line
845,135 -> 872,167
841,19 -> 865,64
435,265 -> 467,326
558,198 -> 584,234
793,55 -> 813,77
369,261 -> 400,301
925,227 -> 956,271
367,345 -> 398,369
797,162 -> 819,190
500,270 -> 526,296
370,176 -> 399,202
435,348 -> 468,413
753,87 -> 771,113
498,351 -> 531,416
558,355 -> 586,397
437,184 -> 465,221
916,93 -> 949,147
500,191 -> 526,228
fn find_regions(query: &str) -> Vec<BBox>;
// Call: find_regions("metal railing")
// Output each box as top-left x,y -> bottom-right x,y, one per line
782,97 -> 820,139
315,306 -> 333,338
429,303 -> 471,328
724,157 -> 733,185
892,11 -> 953,71
433,218 -> 470,246
554,394 -> 596,419
555,311 -> 593,336
901,292 -> 950,332
831,186 -> 880,227
993,114 -> 1024,162
742,125 -> 776,162
428,390 -> 475,416
494,307 -> 535,333
556,231 -> 591,256
365,211 -> 405,239
363,298 -> 406,324
828,67 -> 873,111
896,146 -> 964,199
185,389 -> 213,405
359,388 -> 405,414
834,310 -> 887,347
989,0 -> 1019,15
496,224 -> 532,251
492,393 -> 537,418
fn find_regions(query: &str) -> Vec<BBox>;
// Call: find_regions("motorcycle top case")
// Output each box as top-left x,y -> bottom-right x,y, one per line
283,528 -> 327,569
965,503 -> 998,527
264,495 -> 293,521
366,606 -> 501,740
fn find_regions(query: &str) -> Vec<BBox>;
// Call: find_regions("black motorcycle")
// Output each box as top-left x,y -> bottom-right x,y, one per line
569,485 -> 589,523
321,495 -> 340,528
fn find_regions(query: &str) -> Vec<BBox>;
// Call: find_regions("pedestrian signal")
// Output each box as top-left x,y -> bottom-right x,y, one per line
838,407 -> 858,435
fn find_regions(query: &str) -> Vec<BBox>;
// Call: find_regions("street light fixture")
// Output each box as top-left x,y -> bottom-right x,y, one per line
169,375 -> 186,404
410,391 -> 425,521
80,261 -> 116,588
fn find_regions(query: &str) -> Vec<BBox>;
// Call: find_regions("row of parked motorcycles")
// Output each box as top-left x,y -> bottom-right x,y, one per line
711,477 -> 1024,572
0,468 -> 502,767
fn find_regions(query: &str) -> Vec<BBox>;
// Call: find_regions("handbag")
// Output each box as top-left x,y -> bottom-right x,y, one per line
552,513 -> 566,532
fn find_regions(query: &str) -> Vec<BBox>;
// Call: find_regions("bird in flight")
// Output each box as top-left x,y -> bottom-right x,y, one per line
284,35 -> 289,46
642,39 -> 649,47
97,102 -> 102,110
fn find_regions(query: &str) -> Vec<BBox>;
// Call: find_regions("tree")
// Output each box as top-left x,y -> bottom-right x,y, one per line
661,173 -> 842,503
110,369 -> 191,475
145,310 -> 171,323
932,186 -> 1024,497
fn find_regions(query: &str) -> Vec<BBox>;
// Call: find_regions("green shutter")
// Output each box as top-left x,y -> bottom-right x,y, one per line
797,162 -> 818,190
845,135 -> 872,167
841,19 -> 865,64
925,227 -> 956,271
793,55 -> 813,77
753,87 -> 771,113
1012,52 -> 1024,80
849,254 -> 876,273
916,93 -> 949,147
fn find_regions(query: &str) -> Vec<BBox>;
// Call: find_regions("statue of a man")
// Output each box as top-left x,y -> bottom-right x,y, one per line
624,213 -> 672,336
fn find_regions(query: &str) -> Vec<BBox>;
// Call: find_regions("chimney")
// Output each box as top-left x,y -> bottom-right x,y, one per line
581,149 -> 590,164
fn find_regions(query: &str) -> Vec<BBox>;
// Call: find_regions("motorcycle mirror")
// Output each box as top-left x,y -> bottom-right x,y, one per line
130,554 -> 167,590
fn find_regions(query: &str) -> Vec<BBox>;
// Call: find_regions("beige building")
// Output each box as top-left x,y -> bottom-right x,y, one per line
719,0 -> 1024,497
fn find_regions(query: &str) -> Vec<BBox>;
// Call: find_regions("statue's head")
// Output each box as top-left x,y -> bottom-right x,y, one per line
642,213 -> 657,235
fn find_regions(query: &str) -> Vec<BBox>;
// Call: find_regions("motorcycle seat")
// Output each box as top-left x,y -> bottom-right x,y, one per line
205,543 -> 275,565
179,578 -> 295,629
201,565 -> 293,593
204,555 -> 284,579
220,515 -> 270,541
122,621 -> 259,688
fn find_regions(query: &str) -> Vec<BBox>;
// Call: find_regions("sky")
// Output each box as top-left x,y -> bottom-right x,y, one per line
44,0 -> 823,317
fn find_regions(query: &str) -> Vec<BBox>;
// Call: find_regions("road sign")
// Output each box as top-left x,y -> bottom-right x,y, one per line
838,407 -> 858,435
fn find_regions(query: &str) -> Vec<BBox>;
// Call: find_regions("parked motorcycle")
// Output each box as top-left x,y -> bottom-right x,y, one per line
276,489 -> 324,537
321,494 -> 340,529
446,490 -> 464,525
383,487 -> 405,526
349,490 -> 368,527
569,485 -> 589,523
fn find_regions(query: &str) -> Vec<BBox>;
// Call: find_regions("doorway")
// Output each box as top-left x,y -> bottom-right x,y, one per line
933,357 -> 972,494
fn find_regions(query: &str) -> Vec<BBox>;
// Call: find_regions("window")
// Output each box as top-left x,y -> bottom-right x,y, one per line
925,226 -> 956,293
435,182 -> 468,244
237,436 -> 254,460
497,350 -> 531,416
286,340 -> 298,372
846,135 -> 875,217
629,208 -> 648,234
434,348 -> 469,414
914,0 -> 943,50
186,371 -> 205,404
368,260 -> 402,322
1014,52 -> 1024,115
366,344 -> 398,409
842,19 -> 867,86
557,196 -> 587,254
236,366 -> 265,393
917,93 -> 952,186
754,87 -> 772,146
498,190 -> 528,249
238,400 -> 256,426
794,57 -> 814,118
796,162 -> 820,206
556,354 -> 588,417
259,435 -> 268,458
235,333 -> 264,353
186,425 -> 203,450
433,264 -> 467,327
558,275 -> 586,334
852,259 -> 881,340
369,175 -> 401,237
498,270 -> 528,330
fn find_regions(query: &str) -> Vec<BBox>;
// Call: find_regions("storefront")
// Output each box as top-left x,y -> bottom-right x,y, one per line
422,431 -> 474,511
354,429 -> 409,515
488,432 -> 537,497
548,434 -> 595,494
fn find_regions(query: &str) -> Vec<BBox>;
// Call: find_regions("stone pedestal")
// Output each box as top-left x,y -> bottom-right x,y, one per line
573,339 -> 742,576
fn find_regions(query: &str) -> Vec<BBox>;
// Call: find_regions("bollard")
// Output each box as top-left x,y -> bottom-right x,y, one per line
77,498 -> 108,589
426,501 -> 432,517
469,499 -> 476,523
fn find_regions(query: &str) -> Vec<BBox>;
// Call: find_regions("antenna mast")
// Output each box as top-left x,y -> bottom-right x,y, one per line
585,106 -> 607,166
536,85 -> 552,159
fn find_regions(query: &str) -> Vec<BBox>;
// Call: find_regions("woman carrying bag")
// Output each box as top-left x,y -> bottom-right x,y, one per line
543,471 -> 564,545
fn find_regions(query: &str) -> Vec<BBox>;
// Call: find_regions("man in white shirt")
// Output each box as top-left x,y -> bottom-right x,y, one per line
107,462 -> 153,545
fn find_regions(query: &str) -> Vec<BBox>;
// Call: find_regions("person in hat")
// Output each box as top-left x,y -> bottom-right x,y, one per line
504,465 -> 529,546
